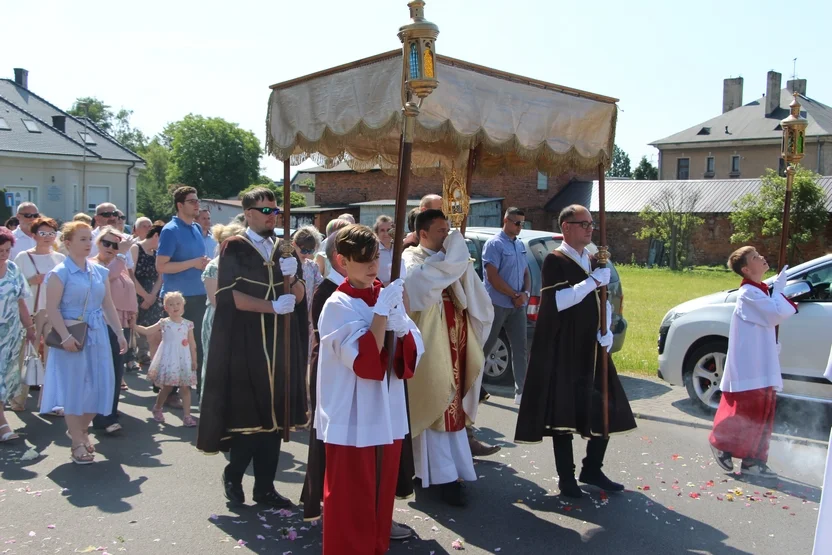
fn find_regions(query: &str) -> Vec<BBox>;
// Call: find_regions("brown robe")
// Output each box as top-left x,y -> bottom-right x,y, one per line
514,250 -> 636,442
197,236 -> 309,454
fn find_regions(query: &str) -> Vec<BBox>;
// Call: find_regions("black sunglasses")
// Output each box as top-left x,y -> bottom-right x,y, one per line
118,215 -> 126,221
20,212 -> 40,219
506,218 -> 524,227
298,247 -> 316,255
100,239 -> 121,249
246,207 -> 279,215
97,211 -> 117,218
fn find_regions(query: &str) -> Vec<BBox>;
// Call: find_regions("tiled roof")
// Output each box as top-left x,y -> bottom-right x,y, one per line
651,89 -> 832,146
546,176 -> 832,214
0,79 -> 144,163
0,96 -> 99,158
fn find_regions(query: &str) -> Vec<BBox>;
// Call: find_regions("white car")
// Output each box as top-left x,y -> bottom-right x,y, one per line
658,254 -> 832,411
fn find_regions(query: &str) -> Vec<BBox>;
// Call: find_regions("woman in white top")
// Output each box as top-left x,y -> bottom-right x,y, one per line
12,216 -> 65,414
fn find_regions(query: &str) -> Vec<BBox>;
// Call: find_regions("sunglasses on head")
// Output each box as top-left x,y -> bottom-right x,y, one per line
100,239 -> 121,249
20,212 -> 39,219
97,211 -> 117,218
246,207 -> 279,215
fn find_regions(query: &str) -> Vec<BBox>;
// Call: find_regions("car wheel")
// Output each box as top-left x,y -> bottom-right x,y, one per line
484,331 -> 513,385
683,340 -> 727,412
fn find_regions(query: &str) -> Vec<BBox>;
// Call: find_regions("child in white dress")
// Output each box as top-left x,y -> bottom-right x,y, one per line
136,292 -> 197,427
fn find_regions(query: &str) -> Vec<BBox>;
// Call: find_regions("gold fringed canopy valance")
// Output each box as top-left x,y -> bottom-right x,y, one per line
266,51 -> 618,177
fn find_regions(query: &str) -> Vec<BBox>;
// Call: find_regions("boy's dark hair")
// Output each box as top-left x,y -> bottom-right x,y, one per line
407,207 -> 420,233
335,224 -> 379,263
172,186 -> 198,210
727,246 -> 757,276
240,187 -> 276,210
415,209 -> 446,235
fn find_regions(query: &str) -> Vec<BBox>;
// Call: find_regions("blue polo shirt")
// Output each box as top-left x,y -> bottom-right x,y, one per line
157,216 -> 206,297
482,230 -> 527,309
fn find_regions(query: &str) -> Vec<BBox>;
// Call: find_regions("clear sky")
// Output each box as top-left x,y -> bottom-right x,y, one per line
3,0 -> 830,180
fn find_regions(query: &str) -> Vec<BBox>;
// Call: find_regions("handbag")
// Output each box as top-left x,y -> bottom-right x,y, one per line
23,341 -> 45,386
45,267 -> 92,351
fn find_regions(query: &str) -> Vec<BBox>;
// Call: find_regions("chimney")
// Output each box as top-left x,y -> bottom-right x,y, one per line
722,77 -> 743,113
52,115 -> 66,133
13,68 -> 29,89
765,70 -> 781,116
787,78 -> 807,97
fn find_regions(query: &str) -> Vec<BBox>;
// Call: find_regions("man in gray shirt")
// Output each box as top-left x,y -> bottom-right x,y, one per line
482,207 -> 531,405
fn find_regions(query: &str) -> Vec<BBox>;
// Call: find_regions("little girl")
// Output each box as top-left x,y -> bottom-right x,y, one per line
136,292 -> 198,427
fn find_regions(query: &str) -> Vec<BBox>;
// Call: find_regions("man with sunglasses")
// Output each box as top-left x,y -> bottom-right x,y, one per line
515,204 -> 635,499
482,207 -> 531,408
9,202 -> 39,260
156,187 -> 212,401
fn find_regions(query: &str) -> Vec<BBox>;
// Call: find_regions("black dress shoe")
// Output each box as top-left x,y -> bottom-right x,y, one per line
222,473 -> 245,505
578,470 -> 625,492
440,482 -> 467,507
558,478 -> 584,499
253,489 -> 293,508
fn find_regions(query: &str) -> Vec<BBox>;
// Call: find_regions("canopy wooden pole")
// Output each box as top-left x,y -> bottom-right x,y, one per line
597,164 -> 610,439
778,165 -> 794,270
282,159 -> 292,442
459,147 -> 478,237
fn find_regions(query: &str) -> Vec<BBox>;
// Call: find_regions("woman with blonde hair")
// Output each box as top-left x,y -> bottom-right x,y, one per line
41,221 -> 127,463
199,222 -> 244,400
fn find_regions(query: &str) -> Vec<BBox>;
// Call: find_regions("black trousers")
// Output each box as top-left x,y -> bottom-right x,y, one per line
153,294 -> 207,397
552,433 -> 609,477
224,432 -> 282,494
93,328 -> 124,429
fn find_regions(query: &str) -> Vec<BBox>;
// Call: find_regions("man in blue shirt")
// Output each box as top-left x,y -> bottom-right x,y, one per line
197,209 -> 219,257
482,207 -> 531,405
156,186 -> 211,399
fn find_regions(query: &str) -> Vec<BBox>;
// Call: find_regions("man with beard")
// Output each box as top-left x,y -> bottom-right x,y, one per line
198,187 -> 308,508
515,204 -> 635,498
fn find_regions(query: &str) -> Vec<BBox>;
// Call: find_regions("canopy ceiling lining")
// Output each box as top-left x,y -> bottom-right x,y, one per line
266,52 -> 618,177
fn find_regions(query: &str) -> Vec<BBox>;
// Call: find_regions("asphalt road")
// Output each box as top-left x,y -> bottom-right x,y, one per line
0,373 -> 827,555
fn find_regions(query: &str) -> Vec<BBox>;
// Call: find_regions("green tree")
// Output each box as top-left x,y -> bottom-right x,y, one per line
239,183 -> 306,208
165,115 -> 262,199
136,140 -> 174,222
112,108 -> 147,152
635,187 -> 704,270
68,97 -> 114,132
298,177 -> 315,192
606,144 -> 632,178
633,155 -> 659,180
730,167 -> 827,265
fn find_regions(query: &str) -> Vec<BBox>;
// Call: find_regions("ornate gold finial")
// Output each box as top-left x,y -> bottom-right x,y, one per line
596,246 -> 611,265
279,239 -> 294,258
442,167 -> 469,228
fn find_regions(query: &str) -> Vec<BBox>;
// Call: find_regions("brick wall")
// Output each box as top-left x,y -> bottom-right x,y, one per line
314,169 -> 585,231
596,211 -> 832,266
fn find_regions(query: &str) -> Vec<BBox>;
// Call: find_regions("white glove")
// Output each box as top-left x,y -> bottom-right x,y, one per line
272,294 -> 296,315
386,306 -> 410,338
374,279 -> 404,317
772,265 -> 789,294
590,267 -> 611,287
279,256 -> 298,277
597,330 -> 613,352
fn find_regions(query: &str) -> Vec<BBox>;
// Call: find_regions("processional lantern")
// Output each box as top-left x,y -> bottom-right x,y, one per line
781,93 -> 808,165
398,1 -> 439,100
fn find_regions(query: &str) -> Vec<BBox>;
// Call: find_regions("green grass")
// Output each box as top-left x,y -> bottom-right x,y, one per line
611,265 -> 740,375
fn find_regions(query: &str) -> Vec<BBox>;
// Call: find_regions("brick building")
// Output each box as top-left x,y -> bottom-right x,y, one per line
546,177 -> 832,266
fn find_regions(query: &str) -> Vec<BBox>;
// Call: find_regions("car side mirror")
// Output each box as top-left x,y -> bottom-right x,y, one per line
783,280 -> 812,301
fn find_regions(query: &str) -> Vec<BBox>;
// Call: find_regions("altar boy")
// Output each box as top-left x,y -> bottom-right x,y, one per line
315,224 -> 423,555
709,246 -> 797,477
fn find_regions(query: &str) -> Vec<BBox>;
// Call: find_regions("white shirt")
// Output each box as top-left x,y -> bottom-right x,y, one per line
315,290 -> 424,447
9,227 -> 37,261
326,268 -> 345,287
245,228 -> 275,260
719,283 -> 798,393
13,250 -> 65,312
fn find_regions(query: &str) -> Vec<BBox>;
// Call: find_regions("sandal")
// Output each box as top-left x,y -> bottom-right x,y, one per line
0,424 -> 19,442
46,407 -> 65,417
65,430 -> 95,453
70,444 -> 95,465
182,415 -> 198,428
105,423 -> 122,434
151,407 -> 165,423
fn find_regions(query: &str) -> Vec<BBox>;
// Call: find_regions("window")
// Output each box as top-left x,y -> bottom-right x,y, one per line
78,131 -> 97,145
22,119 -> 40,133
0,117 -> 10,130
731,155 -> 741,175
705,157 -> 715,175
676,158 -> 690,180
801,264 -> 832,301
537,172 -> 548,191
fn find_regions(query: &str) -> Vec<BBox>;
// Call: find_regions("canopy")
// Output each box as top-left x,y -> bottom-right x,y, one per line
266,51 -> 618,177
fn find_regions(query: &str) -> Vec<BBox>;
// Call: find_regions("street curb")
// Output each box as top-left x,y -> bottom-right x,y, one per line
633,412 -> 830,449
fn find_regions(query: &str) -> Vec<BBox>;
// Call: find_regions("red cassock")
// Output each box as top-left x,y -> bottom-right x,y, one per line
709,387 -> 776,462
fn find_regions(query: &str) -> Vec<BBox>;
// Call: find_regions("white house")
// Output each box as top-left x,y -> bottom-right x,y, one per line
0,69 -> 145,223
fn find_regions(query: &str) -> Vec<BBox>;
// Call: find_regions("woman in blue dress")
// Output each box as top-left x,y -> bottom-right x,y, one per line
41,221 -> 127,464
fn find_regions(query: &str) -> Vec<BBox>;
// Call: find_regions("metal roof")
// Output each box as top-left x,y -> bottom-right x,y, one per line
651,89 -> 832,146
351,197 -> 503,207
545,176 -> 832,214
0,79 -> 144,163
